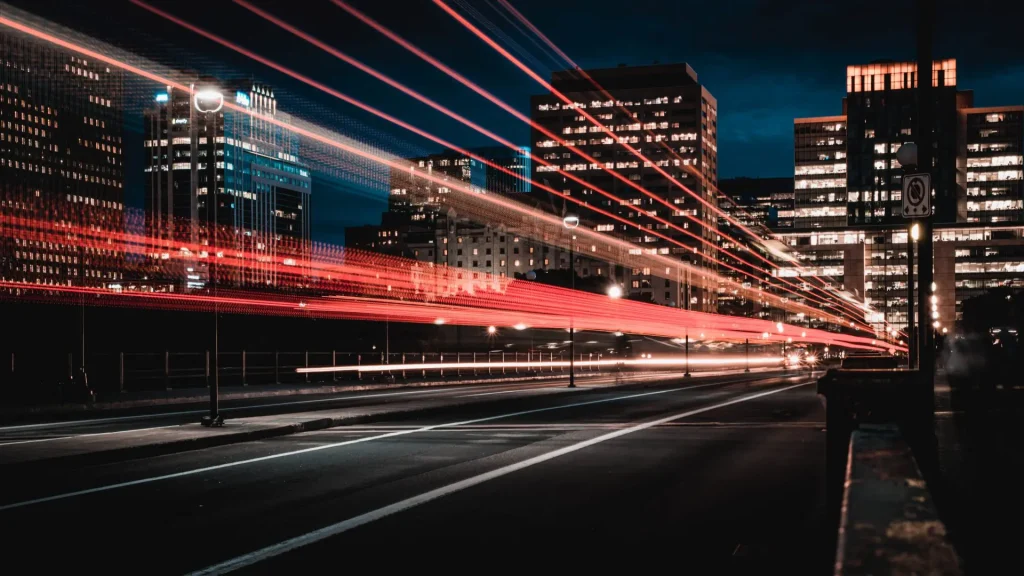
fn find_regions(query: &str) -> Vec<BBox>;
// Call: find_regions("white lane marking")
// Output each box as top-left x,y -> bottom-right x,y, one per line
0,375 -> 780,512
188,381 -> 813,575
0,424 -> 181,446
458,386 -> 570,398
0,377 -> 573,430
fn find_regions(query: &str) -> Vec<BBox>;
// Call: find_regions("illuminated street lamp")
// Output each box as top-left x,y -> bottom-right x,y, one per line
563,214 -> 579,388
607,284 -> 623,299
198,85 -> 225,429
487,325 -> 497,335
194,88 -> 224,113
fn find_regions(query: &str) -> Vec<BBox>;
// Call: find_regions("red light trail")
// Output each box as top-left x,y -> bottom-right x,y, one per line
206,0 -> 873,333
431,0 -> 889,332
329,0 -> 882,334
0,8 -> 899,351
18,3 -> 840,326
0,204 -> 897,354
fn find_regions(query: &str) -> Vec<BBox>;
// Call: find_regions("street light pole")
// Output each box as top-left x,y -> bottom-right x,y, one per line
197,87 -> 224,428
684,331 -> 691,378
563,214 -> 579,388
745,338 -> 750,373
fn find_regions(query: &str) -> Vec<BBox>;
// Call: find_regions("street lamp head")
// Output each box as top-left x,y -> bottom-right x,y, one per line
513,323 -> 528,331
194,88 -> 224,113
562,214 -> 580,229
910,222 -> 920,242
607,284 -> 623,299
896,142 -> 918,170
487,325 -> 497,335
525,270 -> 537,281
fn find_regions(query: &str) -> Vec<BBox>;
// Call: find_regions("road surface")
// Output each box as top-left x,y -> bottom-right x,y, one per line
0,370 -> 829,574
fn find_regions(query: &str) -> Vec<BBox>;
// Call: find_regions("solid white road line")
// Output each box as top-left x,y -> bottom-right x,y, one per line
458,386 -> 571,398
187,381 -> 813,575
0,380 -> 581,433
0,424 -> 181,447
0,375 -> 777,512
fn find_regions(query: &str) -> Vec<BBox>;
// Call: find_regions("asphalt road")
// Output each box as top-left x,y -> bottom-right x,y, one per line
0,369 -> 776,444
0,370 -> 828,574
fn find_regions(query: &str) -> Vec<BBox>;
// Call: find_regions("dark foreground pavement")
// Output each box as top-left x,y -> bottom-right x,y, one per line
0,371 -> 828,574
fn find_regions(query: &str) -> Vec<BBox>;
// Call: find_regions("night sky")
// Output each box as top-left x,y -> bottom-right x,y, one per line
7,0 -> 1024,244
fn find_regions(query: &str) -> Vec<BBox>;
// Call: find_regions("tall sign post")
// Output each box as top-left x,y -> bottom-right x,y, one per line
915,0 -> 935,400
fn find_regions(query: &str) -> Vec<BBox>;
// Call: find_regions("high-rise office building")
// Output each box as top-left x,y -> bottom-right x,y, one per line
144,80 -> 312,288
718,177 -> 795,229
845,60 -> 968,225
350,146 -> 533,257
962,107 -> 1024,223
530,63 -> 718,310
0,30 -> 125,288
793,117 -> 848,229
783,59 -> 1024,333
794,59 -> 1024,228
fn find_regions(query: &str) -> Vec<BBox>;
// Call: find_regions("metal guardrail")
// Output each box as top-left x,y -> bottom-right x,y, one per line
2,350 -> 608,395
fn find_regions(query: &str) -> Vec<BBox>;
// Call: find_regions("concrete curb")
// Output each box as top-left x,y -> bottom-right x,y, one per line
5,405 -> 444,474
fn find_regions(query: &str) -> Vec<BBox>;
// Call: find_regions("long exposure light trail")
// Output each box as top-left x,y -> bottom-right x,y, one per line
0,9 -> 886,340
0,8 -> 847,325
2,205 -> 891,353
208,1 -> 874,333
432,0 -> 888,333
329,0 -> 880,335
297,356 -> 788,374
484,0 -> 877,326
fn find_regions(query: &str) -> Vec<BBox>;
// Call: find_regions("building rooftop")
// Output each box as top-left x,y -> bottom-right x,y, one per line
549,63 -> 699,92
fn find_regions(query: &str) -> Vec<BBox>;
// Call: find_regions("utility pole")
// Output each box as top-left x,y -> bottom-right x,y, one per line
916,0 -> 935,396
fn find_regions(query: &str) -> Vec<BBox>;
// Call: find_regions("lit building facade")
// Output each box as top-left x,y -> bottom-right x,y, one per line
793,117 -> 848,229
0,30 -> 125,289
793,59 -> 1024,230
776,224 -> 1024,334
718,177 -> 796,229
143,81 -> 312,288
530,63 -> 718,311
962,106 -> 1024,223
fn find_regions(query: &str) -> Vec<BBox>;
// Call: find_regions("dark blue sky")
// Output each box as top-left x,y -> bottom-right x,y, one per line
10,0 -> 1024,244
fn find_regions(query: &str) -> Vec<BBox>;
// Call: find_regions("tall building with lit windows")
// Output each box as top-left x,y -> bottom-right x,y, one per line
793,117 -> 848,229
962,107 -> 1024,223
143,80 -> 312,289
781,59 -> 1024,335
358,146 -> 533,258
794,59 -> 1024,228
0,29 -> 125,289
529,63 -> 718,311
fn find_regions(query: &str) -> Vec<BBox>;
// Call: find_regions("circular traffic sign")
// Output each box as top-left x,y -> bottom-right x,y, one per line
906,176 -> 926,207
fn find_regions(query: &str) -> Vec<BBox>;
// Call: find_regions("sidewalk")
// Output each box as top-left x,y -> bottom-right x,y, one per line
0,384 -> 585,472
1,370 -> 604,419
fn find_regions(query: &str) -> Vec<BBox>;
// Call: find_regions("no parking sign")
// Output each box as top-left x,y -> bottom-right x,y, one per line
902,173 -> 931,218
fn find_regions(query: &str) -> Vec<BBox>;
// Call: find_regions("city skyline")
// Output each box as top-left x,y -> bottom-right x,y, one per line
8,0 -> 1024,247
